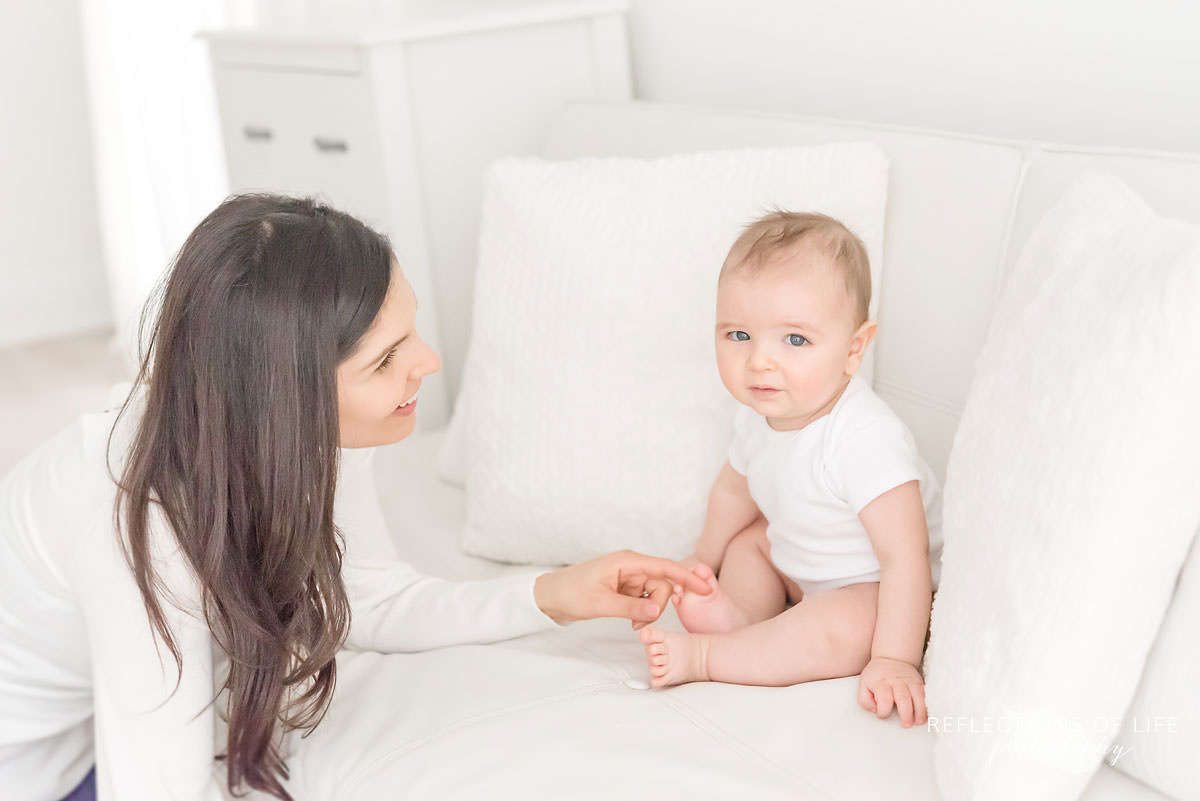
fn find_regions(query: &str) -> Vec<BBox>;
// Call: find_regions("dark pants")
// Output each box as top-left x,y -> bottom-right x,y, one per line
60,767 -> 96,801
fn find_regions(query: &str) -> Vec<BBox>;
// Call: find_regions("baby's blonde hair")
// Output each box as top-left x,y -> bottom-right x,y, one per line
719,211 -> 871,326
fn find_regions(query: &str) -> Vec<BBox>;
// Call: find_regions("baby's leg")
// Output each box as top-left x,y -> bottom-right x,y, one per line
676,517 -> 791,634
642,581 -> 878,687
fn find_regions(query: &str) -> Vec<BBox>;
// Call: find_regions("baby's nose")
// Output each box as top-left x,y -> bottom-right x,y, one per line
747,348 -> 775,371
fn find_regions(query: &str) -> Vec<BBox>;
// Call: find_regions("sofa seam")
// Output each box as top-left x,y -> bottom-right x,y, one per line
872,378 -> 964,419
566,99 -> 1037,151
993,147 -> 1036,308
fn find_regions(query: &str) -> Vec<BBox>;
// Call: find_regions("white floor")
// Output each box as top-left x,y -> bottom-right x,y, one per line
0,329 -> 135,475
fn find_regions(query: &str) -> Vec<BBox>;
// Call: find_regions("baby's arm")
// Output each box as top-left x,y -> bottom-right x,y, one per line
857,479 -> 933,727
690,460 -> 761,571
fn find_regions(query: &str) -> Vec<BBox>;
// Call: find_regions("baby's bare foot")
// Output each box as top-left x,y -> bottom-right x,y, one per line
639,626 -> 710,687
674,563 -> 747,634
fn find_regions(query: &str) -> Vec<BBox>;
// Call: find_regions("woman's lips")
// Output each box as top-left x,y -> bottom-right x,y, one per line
393,394 -> 418,417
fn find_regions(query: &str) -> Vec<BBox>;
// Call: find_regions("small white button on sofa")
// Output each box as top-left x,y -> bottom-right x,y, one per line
282,102 -> 1200,801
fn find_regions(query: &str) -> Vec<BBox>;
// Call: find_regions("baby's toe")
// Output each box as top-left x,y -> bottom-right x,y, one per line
639,626 -> 666,646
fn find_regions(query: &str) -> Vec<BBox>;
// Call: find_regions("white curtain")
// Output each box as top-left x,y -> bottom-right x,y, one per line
78,0 -> 256,366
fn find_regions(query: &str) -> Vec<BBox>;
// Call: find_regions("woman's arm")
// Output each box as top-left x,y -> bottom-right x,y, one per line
342,560 -> 554,651
72,510 -> 225,800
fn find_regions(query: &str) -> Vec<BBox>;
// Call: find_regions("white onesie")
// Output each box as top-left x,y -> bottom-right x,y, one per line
728,376 -> 943,597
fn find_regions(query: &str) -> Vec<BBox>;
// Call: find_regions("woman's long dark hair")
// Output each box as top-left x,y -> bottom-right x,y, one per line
112,194 -> 393,799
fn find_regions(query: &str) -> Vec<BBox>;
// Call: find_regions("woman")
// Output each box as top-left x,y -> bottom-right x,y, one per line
0,195 -> 707,801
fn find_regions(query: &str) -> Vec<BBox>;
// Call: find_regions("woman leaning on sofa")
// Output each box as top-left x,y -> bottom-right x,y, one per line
0,194 -> 708,801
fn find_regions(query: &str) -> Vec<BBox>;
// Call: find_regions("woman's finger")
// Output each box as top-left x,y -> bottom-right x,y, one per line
594,590 -> 660,623
621,552 -> 711,596
643,578 -> 673,612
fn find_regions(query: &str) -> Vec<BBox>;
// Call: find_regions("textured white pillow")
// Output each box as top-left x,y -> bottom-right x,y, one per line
456,145 -> 889,564
924,173 -> 1200,801
1111,529 -> 1200,800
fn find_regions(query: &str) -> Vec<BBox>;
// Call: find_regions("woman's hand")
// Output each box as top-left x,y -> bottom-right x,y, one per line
857,656 -> 927,728
533,549 -> 712,627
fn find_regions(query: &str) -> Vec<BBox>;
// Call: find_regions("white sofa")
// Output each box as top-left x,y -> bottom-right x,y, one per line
282,102 -> 1200,800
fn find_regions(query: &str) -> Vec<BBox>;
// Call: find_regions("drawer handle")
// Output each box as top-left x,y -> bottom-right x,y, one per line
313,137 -> 349,153
242,126 -> 273,141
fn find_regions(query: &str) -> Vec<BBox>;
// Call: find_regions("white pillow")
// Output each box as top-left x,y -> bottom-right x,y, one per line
924,173 -> 1200,801
456,145 -> 889,564
1111,528 -> 1200,800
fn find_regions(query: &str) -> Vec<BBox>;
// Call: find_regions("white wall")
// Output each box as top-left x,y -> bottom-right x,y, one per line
0,0 -> 109,348
629,0 -> 1200,154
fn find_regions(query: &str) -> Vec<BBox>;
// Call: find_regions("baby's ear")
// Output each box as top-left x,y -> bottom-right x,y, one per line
845,320 -> 878,374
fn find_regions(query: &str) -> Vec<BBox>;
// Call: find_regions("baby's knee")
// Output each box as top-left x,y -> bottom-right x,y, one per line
727,517 -> 769,554
808,618 -> 873,675
819,587 -> 879,667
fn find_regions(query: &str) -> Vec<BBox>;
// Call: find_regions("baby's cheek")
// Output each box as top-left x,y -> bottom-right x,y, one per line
714,352 -> 738,382
716,369 -> 742,400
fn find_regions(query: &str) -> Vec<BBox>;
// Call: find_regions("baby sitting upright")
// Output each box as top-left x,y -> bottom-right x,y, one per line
639,210 -> 943,729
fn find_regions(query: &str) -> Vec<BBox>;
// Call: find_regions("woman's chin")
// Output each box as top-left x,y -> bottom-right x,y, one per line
339,415 -> 417,449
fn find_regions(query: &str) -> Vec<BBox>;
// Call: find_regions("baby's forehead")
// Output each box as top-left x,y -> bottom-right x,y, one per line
721,248 -> 845,293
717,257 -> 857,320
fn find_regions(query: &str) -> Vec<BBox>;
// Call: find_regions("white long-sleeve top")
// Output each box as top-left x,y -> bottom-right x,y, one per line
0,394 -> 555,801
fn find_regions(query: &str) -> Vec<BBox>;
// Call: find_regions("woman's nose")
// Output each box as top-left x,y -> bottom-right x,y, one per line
416,336 -> 441,378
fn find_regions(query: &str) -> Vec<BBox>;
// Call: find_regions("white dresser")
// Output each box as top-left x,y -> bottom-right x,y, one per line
202,0 -> 631,427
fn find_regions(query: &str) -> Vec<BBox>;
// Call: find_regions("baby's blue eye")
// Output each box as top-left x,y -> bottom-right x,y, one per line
787,334 -> 809,347
728,331 -> 750,342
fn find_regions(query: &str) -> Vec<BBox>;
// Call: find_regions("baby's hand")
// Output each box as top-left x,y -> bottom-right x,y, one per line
857,656 -> 927,728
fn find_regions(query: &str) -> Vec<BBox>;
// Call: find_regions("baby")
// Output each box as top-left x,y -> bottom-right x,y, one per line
639,211 -> 943,728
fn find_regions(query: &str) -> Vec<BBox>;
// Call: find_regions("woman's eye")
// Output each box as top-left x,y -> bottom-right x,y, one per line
728,331 -> 750,342
787,334 -> 809,347
376,351 -> 395,372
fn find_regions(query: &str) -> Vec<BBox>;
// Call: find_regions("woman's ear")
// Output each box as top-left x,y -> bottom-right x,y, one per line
844,320 -> 878,375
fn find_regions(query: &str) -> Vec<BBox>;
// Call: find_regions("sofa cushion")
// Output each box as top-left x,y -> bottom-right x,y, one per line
924,173 -> 1200,800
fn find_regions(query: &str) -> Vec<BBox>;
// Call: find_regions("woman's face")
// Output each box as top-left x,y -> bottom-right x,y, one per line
336,267 -> 440,448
